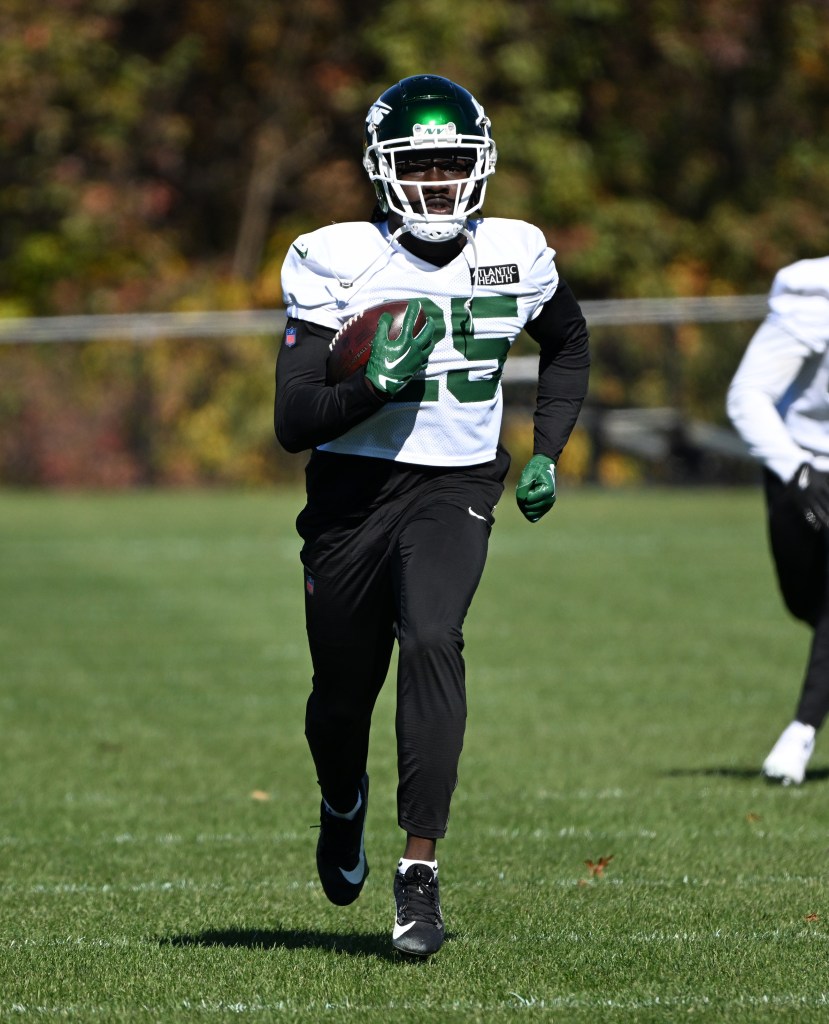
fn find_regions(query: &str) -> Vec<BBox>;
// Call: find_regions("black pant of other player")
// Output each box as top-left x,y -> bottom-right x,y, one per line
298,447 -> 509,847
765,470 -> 829,729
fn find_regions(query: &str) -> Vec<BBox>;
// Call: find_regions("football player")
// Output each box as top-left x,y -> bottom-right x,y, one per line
727,257 -> 829,785
275,75 -> 590,954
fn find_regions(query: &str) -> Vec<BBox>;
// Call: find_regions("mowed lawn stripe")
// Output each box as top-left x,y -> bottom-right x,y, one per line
2,487 -> 828,1023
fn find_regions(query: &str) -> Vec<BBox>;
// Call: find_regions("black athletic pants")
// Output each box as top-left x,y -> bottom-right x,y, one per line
296,446 -> 510,839
765,469 -> 829,729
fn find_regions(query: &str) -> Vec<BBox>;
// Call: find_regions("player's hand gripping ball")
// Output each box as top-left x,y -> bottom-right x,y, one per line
326,300 -> 435,395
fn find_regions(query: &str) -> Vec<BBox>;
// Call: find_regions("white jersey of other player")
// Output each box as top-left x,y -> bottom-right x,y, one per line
727,256 -> 829,482
281,217 -> 559,466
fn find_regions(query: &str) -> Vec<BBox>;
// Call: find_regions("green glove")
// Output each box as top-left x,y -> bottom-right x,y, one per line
365,301 -> 436,396
516,454 -> 557,523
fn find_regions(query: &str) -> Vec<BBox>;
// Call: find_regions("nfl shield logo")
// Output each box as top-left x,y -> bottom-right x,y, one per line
305,574 -> 315,596
285,326 -> 297,348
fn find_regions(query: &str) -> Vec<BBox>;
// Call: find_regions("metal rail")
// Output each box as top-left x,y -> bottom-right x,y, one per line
0,295 -> 769,344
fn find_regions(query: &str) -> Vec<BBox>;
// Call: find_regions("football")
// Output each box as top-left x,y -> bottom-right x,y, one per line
326,300 -> 427,384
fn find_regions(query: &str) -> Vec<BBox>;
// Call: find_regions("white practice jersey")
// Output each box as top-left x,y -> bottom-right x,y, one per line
281,218 -> 559,466
727,256 -> 829,483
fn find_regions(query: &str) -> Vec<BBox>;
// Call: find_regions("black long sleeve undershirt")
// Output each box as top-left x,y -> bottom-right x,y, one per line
274,276 -> 590,458
274,319 -> 387,453
524,277 -> 591,461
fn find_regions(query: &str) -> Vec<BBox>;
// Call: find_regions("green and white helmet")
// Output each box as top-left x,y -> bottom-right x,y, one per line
363,75 -> 497,242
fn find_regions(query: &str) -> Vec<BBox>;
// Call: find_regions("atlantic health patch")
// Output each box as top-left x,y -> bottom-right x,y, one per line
473,264 -> 520,286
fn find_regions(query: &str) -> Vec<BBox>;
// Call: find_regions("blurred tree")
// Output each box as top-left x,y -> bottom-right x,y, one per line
0,0 -> 201,315
2,0 -> 829,314
3,0 -> 829,486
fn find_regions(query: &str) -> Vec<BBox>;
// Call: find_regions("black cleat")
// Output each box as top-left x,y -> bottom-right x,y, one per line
315,774 -> 369,906
392,862 -> 445,956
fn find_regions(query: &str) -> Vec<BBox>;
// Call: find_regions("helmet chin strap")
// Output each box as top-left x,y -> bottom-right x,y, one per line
334,224 -> 405,293
402,215 -> 466,243
460,225 -> 479,329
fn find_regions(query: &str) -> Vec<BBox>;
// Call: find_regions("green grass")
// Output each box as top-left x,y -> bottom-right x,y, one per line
1,486 -> 827,1022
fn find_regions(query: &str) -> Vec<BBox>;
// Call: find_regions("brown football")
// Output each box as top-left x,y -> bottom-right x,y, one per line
326,300 -> 427,384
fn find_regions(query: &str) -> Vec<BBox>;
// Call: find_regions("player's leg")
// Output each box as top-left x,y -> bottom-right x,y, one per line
392,502 -> 490,839
295,453 -> 399,904
792,538 -> 829,729
762,470 -> 828,783
388,456 -> 506,955
298,527 -> 394,905
765,469 -> 824,625
297,452 -> 398,810
392,462 -> 505,839
301,530 -> 395,812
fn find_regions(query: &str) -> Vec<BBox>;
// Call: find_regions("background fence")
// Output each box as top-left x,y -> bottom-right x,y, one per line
0,295 -> 769,345
0,296 -> 768,488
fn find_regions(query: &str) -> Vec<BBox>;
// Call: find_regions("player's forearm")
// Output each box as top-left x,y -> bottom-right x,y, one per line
524,277 -> 590,458
274,319 -> 385,453
275,376 -> 384,453
726,385 -> 810,483
533,362 -> 590,459
726,319 -> 814,482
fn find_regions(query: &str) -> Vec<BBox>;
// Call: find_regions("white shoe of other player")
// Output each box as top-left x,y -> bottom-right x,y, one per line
762,721 -> 816,786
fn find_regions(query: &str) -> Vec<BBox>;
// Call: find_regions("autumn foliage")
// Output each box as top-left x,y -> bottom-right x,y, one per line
2,1 -> 829,485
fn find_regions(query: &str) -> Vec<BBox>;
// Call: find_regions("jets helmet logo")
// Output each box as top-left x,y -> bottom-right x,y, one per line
366,100 -> 393,131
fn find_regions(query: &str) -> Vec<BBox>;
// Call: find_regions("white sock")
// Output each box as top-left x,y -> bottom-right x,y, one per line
398,857 -> 438,875
323,789 -> 362,820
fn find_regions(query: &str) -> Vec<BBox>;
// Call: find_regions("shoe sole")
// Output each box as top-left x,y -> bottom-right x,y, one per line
392,935 -> 444,957
762,770 -> 800,786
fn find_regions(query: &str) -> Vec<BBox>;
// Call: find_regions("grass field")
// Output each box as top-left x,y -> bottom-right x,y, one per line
1,485 -> 828,1022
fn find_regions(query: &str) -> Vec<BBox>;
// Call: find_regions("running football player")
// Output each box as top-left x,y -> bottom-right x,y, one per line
275,75 -> 591,954
728,257 -> 829,785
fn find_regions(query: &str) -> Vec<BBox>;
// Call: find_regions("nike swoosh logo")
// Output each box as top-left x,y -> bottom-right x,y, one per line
468,507 -> 487,521
292,243 -> 308,259
392,920 -> 418,940
339,849 -> 366,885
384,348 -> 412,369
